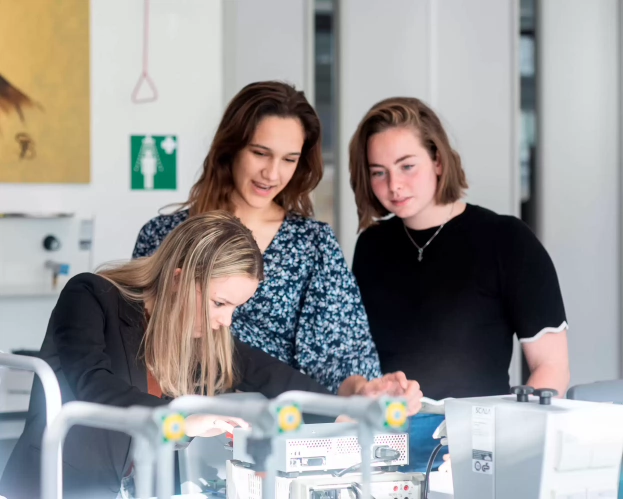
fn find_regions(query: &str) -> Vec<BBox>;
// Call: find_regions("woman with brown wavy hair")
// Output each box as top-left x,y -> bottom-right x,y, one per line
132,81 -> 422,405
1,211 -> 332,499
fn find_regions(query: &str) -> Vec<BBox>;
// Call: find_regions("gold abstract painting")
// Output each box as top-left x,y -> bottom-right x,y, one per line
0,0 -> 90,183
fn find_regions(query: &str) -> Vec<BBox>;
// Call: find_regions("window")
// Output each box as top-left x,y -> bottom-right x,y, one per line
520,0 -> 537,231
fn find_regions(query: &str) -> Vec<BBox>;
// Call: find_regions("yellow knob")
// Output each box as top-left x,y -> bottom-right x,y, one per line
277,404 -> 302,433
385,401 -> 408,429
162,413 -> 186,442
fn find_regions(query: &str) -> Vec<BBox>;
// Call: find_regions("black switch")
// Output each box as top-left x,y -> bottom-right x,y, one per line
534,388 -> 558,405
43,235 -> 61,251
510,385 -> 535,402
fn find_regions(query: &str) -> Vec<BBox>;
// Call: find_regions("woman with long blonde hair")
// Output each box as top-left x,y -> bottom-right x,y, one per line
1,211 -> 330,499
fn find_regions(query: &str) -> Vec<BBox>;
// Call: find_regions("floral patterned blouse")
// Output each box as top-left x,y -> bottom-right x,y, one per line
132,210 -> 382,393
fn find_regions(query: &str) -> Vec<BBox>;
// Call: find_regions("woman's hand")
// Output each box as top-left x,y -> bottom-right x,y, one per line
335,415 -> 356,423
184,414 -> 250,438
356,371 -> 423,415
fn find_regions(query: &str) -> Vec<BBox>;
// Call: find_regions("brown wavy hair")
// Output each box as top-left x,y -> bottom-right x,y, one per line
98,211 -> 264,397
186,81 -> 323,218
349,97 -> 468,231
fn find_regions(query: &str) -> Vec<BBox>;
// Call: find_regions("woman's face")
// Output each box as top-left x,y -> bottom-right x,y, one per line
367,126 -> 441,223
193,275 -> 259,337
231,116 -> 306,210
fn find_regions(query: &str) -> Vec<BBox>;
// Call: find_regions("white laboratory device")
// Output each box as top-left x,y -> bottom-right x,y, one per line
227,461 -> 423,499
225,392 -> 416,499
227,421 -> 423,499
445,386 -> 623,499
163,394 -> 304,499
288,471 -> 422,499
231,422 -> 409,473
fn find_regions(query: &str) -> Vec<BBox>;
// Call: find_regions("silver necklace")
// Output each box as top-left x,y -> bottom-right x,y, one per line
403,203 -> 455,262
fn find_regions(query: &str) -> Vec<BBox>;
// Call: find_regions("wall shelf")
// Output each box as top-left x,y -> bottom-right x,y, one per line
0,285 -> 61,298
0,213 -> 74,219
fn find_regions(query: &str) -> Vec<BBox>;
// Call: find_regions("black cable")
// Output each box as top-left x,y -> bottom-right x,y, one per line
422,442 -> 446,499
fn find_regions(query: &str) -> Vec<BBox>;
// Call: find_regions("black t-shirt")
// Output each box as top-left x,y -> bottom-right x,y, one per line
352,204 -> 567,400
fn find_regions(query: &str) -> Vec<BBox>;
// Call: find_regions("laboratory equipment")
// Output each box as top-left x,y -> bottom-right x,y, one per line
567,379 -> 623,404
226,391 -> 412,499
231,422 -> 408,473
43,260 -> 70,289
40,401 -> 181,499
0,352 -> 63,496
40,393 -> 301,499
0,214 -> 93,354
176,392 -> 269,494
0,352 -> 61,428
0,213 -> 91,296
566,379 -> 623,498
159,394 -> 304,499
274,392 -> 408,499
444,385 -> 623,499
289,471 -> 422,499
227,462 -> 423,499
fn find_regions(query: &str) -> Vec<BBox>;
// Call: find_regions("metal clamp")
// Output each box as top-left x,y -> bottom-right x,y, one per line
41,402 -> 161,499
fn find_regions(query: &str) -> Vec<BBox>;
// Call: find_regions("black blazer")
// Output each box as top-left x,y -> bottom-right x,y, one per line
0,273 -> 329,499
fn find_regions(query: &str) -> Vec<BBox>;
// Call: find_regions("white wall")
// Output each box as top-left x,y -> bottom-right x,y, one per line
336,0 -> 519,265
336,0 -> 430,258
434,0 -> 519,217
336,0 -> 521,384
537,0 -> 621,385
0,0 -> 223,352
222,0 -> 314,103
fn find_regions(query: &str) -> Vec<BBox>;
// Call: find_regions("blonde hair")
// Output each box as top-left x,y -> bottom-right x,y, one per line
98,211 -> 263,397
349,97 -> 468,231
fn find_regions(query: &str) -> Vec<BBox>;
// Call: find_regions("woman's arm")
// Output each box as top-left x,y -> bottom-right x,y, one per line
343,232 -> 380,398
234,340 -> 421,416
499,216 -> 570,395
233,338 -> 331,397
522,329 -> 570,396
294,224 -> 383,394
